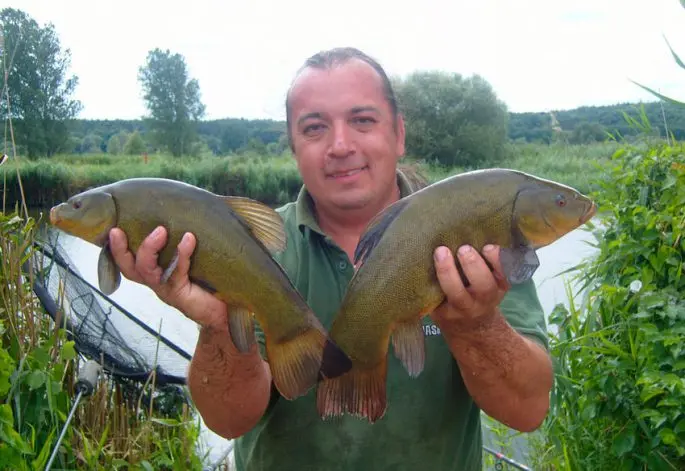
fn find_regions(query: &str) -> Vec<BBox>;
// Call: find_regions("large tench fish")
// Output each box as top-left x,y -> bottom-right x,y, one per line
49,177 -> 351,400
317,168 -> 597,422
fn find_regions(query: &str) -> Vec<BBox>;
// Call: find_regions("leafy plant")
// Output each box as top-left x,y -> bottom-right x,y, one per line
532,129 -> 685,470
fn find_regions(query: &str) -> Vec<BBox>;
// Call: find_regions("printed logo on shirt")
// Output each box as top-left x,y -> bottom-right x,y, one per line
422,318 -> 442,336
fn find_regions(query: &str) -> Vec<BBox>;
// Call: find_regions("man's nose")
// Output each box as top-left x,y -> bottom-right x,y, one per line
328,122 -> 354,158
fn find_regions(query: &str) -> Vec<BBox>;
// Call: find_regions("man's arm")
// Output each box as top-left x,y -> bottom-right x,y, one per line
109,226 -> 271,438
430,244 -> 553,433
187,325 -> 272,439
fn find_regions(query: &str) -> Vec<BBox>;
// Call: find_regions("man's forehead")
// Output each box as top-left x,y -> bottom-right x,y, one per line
288,58 -> 385,102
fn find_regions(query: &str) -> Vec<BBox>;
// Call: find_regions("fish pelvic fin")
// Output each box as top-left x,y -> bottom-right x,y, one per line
354,197 -> 409,267
222,196 -> 287,253
228,306 -> 256,353
97,243 -> 121,295
267,325 -> 347,400
316,359 -> 388,424
391,319 -> 426,377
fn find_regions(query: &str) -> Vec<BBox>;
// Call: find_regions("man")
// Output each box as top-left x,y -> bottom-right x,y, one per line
108,47 -> 553,470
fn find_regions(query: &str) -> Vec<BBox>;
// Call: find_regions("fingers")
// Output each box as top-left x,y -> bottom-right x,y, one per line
109,228 -> 143,284
134,226 -> 168,287
434,246 -> 474,311
434,244 -> 503,311
481,244 -> 510,292
163,232 -> 196,287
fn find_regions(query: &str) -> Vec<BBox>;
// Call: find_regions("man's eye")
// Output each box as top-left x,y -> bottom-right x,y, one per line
303,123 -> 325,134
353,116 -> 376,125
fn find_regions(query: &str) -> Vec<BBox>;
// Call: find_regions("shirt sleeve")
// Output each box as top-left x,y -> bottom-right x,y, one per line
498,279 -> 549,351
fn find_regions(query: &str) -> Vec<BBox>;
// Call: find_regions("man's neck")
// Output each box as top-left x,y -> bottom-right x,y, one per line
314,184 -> 401,263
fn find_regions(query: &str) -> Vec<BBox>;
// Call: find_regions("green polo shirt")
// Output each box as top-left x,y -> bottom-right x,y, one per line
233,171 -> 548,471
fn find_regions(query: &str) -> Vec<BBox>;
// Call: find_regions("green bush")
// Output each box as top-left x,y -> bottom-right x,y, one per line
532,137 -> 685,470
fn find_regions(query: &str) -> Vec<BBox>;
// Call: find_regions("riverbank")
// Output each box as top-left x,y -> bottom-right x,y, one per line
1,141 -> 618,210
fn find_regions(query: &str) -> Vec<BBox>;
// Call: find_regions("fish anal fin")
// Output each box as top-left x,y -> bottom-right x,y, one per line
316,359 -> 388,424
354,198 -> 409,266
97,243 -> 121,295
318,339 -> 353,381
228,306 -> 256,353
500,245 -> 540,285
266,325 -> 348,400
391,319 -> 426,377
222,196 -> 287,253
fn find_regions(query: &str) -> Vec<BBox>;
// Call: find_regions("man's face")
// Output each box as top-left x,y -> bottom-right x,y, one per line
287,59 -> 406,212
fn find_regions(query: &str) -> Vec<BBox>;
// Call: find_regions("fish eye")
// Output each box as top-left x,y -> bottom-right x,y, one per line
555,194 -> 567,207
72,200 -> 82,210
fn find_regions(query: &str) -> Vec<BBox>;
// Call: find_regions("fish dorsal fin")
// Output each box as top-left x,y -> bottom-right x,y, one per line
354,197 -> 410,266
222,196 -> 287,253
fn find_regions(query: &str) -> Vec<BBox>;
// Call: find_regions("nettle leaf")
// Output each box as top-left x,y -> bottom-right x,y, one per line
612,423 -> 637,456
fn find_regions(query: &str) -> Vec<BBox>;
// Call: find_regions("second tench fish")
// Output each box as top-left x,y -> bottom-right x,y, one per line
49,177 -> 352,400
317,168 -> 597,422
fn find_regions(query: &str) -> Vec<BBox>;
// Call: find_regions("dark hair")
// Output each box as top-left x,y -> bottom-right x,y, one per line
285,47 -> 400,150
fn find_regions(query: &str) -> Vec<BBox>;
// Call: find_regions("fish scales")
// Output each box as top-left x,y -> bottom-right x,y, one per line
50,177 -> 353,400
317,169 -> 597,422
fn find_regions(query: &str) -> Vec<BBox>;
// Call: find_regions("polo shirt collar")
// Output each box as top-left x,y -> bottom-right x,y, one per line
295,169 -> 417,237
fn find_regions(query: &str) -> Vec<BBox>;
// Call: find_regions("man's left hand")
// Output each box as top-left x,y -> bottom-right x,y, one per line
430,244 -> 510,328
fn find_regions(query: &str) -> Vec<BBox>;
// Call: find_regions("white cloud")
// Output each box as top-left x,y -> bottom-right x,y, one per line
7,0 -> 685,120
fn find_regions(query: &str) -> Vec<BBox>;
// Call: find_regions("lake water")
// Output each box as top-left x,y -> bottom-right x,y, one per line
37,214 -> 600,468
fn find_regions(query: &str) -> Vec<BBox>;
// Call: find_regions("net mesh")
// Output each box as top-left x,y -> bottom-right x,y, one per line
29,228 -> 191,386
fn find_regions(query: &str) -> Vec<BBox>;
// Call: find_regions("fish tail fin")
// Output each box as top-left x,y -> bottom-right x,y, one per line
316,359 -> 387,423
266,327 -> 351,400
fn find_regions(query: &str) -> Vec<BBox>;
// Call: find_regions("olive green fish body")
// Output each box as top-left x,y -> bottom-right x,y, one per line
317,169 -> 597,422
50,178 -> 352,400
105,179 -> 311,334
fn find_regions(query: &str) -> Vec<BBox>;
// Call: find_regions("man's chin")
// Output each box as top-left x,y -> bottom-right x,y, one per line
330,193 -> 373,211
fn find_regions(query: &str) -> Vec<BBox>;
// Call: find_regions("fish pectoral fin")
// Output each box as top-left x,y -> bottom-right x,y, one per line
97,243 -> 121,295
500,246 -> 540,285
160,250 -> 180,284
391,319 -> 426,377
222,196 -> 287,253
228,306 -> 256,353
316,358 -> 388,423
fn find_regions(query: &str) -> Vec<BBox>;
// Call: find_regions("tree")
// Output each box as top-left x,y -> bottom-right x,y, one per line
106,130 -> 129,155
123,131 -> 146,155
394,71 -> 509,167
138,48 -> 205,157
0,8 -> 82,157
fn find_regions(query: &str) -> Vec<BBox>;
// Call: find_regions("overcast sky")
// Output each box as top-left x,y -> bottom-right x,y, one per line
8,0 -> 685,121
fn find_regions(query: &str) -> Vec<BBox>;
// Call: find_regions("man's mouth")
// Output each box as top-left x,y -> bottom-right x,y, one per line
328,166 -> 368,179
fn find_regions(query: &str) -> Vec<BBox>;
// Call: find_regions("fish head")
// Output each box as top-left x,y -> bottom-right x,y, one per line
49,189 -> 117,246
513,179 -> 596,249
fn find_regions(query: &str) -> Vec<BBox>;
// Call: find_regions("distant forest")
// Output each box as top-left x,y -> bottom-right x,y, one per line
67,100 -> 685,156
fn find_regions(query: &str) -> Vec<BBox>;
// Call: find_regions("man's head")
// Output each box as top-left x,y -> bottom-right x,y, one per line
285,47 -> 406,213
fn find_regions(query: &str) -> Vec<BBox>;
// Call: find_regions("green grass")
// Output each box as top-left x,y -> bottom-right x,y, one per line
1,141 -> 618,211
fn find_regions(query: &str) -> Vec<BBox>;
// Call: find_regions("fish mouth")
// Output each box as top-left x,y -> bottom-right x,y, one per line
580,201 -> 597,224
49,205 -> 60,225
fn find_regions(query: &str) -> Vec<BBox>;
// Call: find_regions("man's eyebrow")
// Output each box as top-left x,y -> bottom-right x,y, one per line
297,112 -> 323,126
350,106 -> 381,114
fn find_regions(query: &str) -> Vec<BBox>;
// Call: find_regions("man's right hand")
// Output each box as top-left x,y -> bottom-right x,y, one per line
108,226 -> 229,331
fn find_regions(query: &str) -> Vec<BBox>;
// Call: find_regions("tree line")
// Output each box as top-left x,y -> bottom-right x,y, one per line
3,6 -> 683,169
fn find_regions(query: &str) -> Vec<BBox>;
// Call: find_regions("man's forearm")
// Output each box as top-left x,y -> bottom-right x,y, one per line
434,308 -> 553,432
187,325 -> 272,439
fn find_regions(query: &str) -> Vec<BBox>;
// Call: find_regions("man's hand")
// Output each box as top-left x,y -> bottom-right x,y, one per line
108,226 -> 229,331
430,244 -> 509,328
429,243 -> 553,432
